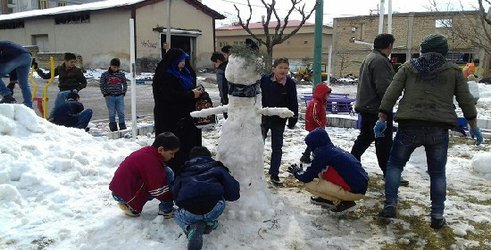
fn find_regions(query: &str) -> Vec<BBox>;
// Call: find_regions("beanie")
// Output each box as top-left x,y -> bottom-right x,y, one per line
110,58 -> 121,67
420,34 -> 448,56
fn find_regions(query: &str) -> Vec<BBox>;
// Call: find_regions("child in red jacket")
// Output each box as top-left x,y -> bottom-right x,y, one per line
300,83 -> 332,164
109,132 -> 180,218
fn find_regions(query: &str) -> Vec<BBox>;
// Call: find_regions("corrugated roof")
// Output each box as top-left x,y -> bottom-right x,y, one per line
217,20 -> 315,30
0,0 -> 225,22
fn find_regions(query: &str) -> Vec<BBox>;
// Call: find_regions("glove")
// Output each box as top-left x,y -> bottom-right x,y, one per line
287,117 -> 297,129
470,127 -> 484,146
31,58 -> 38,69
287,164 -> 302,175
373,120 -> 387,138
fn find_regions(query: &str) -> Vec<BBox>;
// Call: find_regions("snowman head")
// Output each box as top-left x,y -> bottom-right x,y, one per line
225,46 -> 263,86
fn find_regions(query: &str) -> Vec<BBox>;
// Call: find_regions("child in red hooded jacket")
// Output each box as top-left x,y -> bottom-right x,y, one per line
300,83 -> 332,164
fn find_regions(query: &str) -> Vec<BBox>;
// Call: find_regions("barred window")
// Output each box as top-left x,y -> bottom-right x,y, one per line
55,13 -> 90,25
0,21 -> 25,30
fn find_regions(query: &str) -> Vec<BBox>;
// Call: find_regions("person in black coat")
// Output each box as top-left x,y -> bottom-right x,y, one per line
152,48 -> 203,173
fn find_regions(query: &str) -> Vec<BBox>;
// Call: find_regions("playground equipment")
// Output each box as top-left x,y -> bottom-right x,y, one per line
29,56 -> 55,118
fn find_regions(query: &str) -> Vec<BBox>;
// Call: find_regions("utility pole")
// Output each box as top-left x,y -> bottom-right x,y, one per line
378,0 -> 385,34
313,0 -> 323,85
387,0 -> 392,34
166,0 -> 172,50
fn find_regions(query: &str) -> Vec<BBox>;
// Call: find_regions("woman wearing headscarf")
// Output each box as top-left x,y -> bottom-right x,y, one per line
153,48 -> 203,172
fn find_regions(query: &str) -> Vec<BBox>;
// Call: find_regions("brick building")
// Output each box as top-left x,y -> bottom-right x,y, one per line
332,11 -> 487,78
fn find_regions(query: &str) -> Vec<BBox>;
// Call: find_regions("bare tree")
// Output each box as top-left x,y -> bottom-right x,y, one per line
429,0 -> 491,54
234,0 -> 318,69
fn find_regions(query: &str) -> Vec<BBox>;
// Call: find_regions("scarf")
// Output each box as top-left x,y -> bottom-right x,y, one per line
166,53 -> 194,90
410,52 -> 447,76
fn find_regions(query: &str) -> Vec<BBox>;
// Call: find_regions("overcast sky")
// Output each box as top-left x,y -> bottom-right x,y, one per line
202,0 -> 488,26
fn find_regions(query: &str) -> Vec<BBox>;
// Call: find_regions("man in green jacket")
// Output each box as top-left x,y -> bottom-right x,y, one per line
376,34 -> 483,229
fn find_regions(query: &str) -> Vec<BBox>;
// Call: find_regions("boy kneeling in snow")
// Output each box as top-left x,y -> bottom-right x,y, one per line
109,132 -> 180,218
174,146 -> 240,250
288,128 -> 369,213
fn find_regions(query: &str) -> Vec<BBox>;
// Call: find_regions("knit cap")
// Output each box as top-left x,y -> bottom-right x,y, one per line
420,34 -> 448,56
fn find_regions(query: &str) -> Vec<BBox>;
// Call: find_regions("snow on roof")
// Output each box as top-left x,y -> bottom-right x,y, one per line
0,0 -> 144,22
217,20 -> 314,30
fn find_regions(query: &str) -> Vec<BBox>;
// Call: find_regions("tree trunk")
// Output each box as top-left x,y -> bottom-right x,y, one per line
265,46 -> 274,72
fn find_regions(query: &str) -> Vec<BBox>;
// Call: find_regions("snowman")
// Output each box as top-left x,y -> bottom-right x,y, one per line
191,48 -> 293,220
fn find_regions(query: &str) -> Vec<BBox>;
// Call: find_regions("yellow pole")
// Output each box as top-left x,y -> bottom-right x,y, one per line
42,57 -> 55,118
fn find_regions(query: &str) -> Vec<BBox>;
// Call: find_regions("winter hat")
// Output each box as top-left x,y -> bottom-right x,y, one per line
420,34 -> 448,56
66,92 -> 80,100
110,58 -> 121,67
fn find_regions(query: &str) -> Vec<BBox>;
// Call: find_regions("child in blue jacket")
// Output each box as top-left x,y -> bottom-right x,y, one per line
174,146 -> 240,250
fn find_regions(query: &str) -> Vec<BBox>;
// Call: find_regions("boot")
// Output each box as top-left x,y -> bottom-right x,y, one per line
119,122 -> 127,130
0,95 -> 16,104
109,122 -> 118,132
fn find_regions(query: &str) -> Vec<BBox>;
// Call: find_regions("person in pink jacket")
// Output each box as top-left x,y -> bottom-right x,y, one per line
109,132 -> 180,218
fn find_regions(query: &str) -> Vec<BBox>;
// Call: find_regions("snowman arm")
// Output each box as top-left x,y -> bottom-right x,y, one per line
260,107 -> 294,118
190,105 -> 228,118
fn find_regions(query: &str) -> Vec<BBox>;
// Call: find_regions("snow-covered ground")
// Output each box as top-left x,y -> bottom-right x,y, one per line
1,82 -> 491,249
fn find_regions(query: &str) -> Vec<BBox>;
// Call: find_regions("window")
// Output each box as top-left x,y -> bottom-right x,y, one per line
57,1 -> 66,7
39,0 -> 48,9
0,20 -> 25,29
55,12 -> 90,24
435,19 -> 452,28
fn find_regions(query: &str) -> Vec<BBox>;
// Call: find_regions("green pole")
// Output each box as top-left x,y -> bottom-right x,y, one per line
312,0 -> 324,86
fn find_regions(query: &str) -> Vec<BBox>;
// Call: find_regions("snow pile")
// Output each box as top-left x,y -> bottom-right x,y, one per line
471,152 -> 491,180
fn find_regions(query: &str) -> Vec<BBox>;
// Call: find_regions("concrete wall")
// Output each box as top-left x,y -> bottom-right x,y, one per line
136,0 -> 216,70
216,25 -> 332,63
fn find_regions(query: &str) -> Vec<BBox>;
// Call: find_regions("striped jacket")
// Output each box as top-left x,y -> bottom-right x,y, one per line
109,146 -> 172,213
100,69 -> 127,96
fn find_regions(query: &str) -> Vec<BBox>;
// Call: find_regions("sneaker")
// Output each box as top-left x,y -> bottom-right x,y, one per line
270,175 -> 282,185
430,217 -> 446,229
300,155 -> 312,164
310,196 -> 335,208
400,178 -> 409,187
117,203 -> 140,217
0,95 -> 16,104
330,201 -> 356,213
204,220 -> 219,234
378,205 -> 397,218
158,208 -> 175,219
187,222 -> 206,250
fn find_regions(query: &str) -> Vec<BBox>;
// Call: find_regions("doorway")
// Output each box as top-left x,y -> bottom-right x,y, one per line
32,34 -> 49,52
160,34 -> 196,65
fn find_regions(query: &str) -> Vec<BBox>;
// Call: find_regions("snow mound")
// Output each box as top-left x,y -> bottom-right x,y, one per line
471,152 -> 491,180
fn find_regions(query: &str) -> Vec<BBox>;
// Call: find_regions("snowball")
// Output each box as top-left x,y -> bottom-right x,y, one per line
472,153 -> 491,180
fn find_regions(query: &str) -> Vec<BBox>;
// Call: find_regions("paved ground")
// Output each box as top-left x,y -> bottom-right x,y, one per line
9,74 -> 221,123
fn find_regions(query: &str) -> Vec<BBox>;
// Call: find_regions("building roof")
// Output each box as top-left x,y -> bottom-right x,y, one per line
333,10 -> 480,21
217,20 -> 318,30
0,0 -> 225,22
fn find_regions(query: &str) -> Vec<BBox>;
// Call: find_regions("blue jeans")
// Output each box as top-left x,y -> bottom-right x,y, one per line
112,166 -> 175,213
261,118 -> 286,177
49,90 -> 72,118
76,109 -> 93,129
105,95 -> 125,123
0,53 -> 33,108
174,199 -> 225,232
384,126 -> 448,218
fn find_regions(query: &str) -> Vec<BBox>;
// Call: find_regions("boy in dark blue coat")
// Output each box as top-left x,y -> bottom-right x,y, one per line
174,146 -> 240,250
52,92 -> 93,131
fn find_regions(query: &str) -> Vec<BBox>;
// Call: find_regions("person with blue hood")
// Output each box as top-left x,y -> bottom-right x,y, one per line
288,128 -> 369,213
153,48 -> 204,173
174,146 -> 240,250
376,34 -> 483,229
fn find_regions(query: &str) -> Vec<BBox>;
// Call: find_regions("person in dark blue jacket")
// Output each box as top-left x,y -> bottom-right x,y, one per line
260,57 -> 299,185
52,92 -> 93,131
289,128 -> 369,213
174,146 -> 240,250
0,41 -> 33,107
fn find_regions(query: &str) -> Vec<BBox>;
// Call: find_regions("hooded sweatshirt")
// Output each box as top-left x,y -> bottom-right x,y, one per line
305,84 -> 332,132
295,128 -> 369,194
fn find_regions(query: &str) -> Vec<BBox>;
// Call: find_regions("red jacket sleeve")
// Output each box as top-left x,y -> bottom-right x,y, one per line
140,159 -> 172,201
